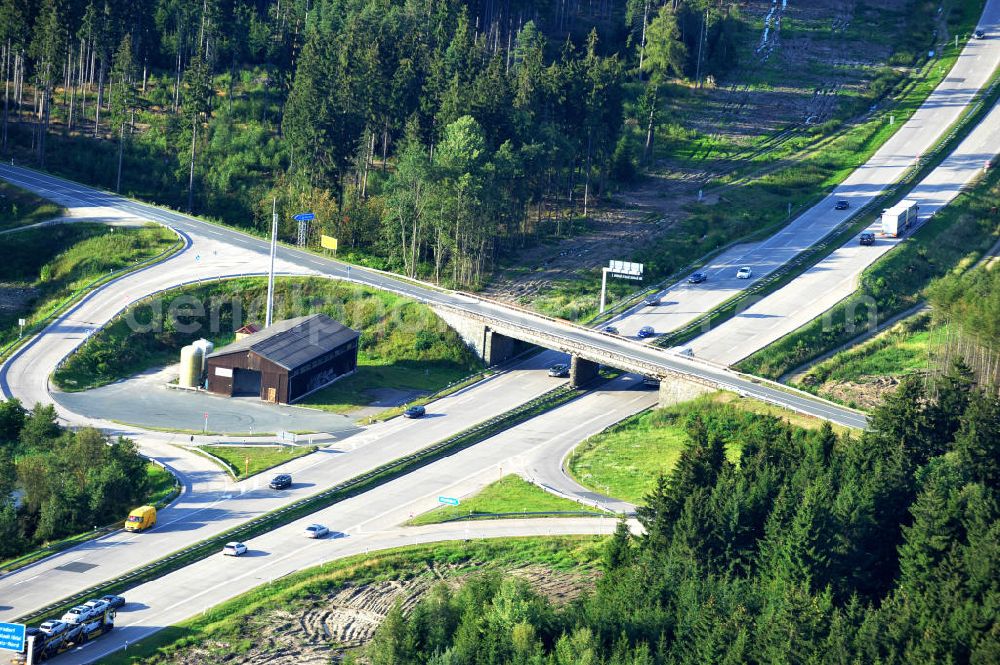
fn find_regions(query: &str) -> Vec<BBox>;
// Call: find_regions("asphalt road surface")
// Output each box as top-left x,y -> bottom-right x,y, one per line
690,92 -> 1000,365
0,351 -> 565,621
607,0 -> 1000,340
15,369 -> 656,663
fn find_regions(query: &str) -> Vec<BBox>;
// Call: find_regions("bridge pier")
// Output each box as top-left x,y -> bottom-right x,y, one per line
570,357 -> 601,387
483,329 -> 516,366
658,376 -> 716,407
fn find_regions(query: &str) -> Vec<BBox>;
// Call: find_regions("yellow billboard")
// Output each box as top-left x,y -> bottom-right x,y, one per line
320,235 -> 338,250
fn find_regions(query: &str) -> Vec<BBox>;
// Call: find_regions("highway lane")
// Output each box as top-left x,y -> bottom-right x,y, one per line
23,375 -> 655,663
690,76 -> 1000,364
607,0 -> 1000,339
0,351 -> 566,621
51,518 -> 629,665
0,165 -> 867,428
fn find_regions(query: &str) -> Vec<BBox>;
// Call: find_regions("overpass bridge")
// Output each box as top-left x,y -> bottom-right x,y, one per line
0,164 -> 868,429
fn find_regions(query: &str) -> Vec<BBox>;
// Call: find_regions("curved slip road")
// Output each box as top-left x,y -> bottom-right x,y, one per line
609,0 -> 1000,340
14,372 -> 659,663
0,165 -> 867,429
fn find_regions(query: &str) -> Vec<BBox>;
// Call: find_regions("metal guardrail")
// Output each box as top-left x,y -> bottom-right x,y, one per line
437,510 -> 609,523
14,383 -> 580,625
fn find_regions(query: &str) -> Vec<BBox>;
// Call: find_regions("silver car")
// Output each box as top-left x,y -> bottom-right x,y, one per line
304,524 -> 330,539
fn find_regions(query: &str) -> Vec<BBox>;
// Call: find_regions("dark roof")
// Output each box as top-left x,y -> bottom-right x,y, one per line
235,323 -> 260,335
208,314 -> 359,370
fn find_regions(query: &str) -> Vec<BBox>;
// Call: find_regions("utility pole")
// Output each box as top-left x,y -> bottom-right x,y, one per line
265,198 -> 277,327
695,9 -> 707,87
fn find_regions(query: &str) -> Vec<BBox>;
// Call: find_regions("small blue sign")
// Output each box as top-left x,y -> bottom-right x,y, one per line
438,496 -> 460,506
0,622 -> 26,653
293,212 -> 315,222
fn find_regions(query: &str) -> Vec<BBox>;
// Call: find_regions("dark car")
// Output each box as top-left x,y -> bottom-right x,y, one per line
688,272 -> 707,284
637,325 -> 655,339
268,473 -> 292,489
100,594 -> 126,610
603,325 -> 619,335
643,294 -> 661,306
835,199 -> 850,210
974,29 -> 985,39
403,405 -> 426,418
548,364 -> 570,378
859,231 -> 875,246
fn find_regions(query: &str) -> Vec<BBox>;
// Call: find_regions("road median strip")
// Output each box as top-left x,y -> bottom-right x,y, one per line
652,64 -> 1000,352
14,381 -> 587,625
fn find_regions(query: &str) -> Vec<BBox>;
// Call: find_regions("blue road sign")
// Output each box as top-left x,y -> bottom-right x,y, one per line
293,212 -> 315,222
0,622 -> 26,653
438,496 -> 460,506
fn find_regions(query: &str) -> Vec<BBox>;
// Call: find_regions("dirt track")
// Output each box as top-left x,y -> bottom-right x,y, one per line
162,563 -> 593,664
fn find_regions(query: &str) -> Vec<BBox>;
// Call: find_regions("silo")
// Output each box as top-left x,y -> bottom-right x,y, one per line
179,345 -> 204,388
192,339 -> 214,374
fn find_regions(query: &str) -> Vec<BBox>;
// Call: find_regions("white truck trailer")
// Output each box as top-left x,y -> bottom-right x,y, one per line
881,199 -> 919,237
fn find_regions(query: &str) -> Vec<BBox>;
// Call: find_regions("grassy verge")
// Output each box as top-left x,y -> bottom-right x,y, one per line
0,223 -> 179,352
738,167 -> 1000,379
97,536 -> 605,665
0,463 -> 179,574
0,180 -> 62,230
52,277 -> 481,398
791,313 -> 935,410
197,445 -> 318,480
407,475 -> 604,526
567,391 -> 851,504
299,361 -> 472,414
15,383 -> 586,625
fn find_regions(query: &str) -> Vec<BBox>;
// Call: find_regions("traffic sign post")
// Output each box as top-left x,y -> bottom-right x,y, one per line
0,621 -> 26,654
438,496 -> 460,506
600,260 -> 644,313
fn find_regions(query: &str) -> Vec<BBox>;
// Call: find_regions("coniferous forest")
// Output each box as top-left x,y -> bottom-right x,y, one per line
360,367 -> 1000,664
0,0 -> 741,287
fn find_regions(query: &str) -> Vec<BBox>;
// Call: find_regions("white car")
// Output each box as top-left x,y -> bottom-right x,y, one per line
82,598 -> 110,616
222,541 -> 248,556
736,266 -> 753,279
304,524 -> 330,539
60,606 -> 92,624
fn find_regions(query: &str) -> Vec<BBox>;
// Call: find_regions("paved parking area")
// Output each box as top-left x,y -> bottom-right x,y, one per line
55,375 -> 360,436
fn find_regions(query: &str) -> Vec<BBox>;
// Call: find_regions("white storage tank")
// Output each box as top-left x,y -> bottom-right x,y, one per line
179,345 -> 204,388
192,339 -> 214,373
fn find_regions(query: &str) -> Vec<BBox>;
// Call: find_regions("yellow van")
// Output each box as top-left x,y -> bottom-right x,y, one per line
124,505 -> 156,532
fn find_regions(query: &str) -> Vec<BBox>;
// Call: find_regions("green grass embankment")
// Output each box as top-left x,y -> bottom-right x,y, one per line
0,223 -> 178,349
407,475 -> 604,525
52,277 -> 482,410
197,444 -> 318,480
567,392 -> 853,504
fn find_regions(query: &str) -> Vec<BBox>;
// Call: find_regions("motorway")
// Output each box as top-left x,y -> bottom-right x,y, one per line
609,0 -> 1000,340
2,4 -> 998,655
0,351 -> 568,621
690,95 -> 1000,364
0,164 -> 868,429
2,374 -> 655,662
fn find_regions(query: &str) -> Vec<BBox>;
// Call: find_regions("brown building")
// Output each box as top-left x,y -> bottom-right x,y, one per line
206,314 -> 359,404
